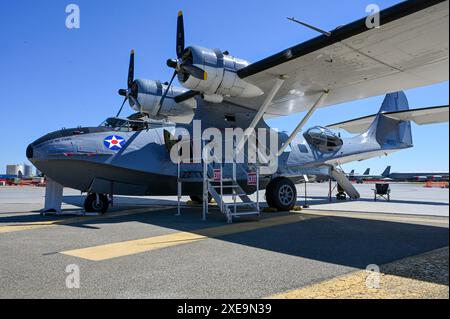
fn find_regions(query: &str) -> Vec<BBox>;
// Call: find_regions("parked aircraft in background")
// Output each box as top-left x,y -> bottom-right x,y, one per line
387,170 -> 449,182
348,168 -> 370,183
348,167 -> 392,183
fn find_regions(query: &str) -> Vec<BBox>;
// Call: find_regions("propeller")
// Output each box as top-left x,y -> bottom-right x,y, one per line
117,50 -> 138,117
166,11 -> 208,81
158,11 -> 207,110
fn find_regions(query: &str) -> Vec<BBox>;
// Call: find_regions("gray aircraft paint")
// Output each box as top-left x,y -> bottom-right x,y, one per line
27,91 -> 415,196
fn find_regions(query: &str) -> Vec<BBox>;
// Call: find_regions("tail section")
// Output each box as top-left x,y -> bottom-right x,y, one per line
363,168 -> 370,175
370,91 -> 413,148
379,91 -> 409,113
381,166 -> 391,177
328,94 -> 448,136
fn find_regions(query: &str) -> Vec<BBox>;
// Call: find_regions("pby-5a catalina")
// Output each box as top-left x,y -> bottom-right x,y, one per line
27,0 -> 449,220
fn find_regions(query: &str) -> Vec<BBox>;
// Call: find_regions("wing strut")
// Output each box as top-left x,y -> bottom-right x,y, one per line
236,75 -> 287,154
277,90 -> 329,156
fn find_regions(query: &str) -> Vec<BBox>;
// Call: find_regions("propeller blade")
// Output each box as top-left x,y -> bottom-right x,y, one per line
128,50 -> 135,88
129,94 -> 138,107
176,11 -> 185,58
116,97 -> 128,118
181,64 -> 208,81
174,90 -> 200,103
159,70 -> 178,108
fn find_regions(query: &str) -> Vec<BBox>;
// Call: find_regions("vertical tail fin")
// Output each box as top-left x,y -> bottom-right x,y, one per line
368,91 -> 413,148
381,166 -> 391,177
379,91 -> 409,113
363,168 -> 370,175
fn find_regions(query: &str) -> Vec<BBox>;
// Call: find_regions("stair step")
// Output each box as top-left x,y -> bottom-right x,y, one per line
230,211 -> 260,217
179,178 -> 204,182
225,202 -> 256,207
212,185 -> 240,189
208,178 -> 234,182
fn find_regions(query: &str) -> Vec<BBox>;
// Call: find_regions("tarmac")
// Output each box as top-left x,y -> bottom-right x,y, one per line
0,183 -> 448,299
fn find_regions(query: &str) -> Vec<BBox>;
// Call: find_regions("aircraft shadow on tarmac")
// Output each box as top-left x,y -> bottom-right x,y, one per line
83,208 -> 449,285
1,196 -> 448,286
61,194 -> 450,209
48,203 -> 450,285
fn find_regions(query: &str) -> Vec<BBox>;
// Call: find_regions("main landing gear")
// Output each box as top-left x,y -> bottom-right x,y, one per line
265,177 -> 297,211
84,193 -> 110,214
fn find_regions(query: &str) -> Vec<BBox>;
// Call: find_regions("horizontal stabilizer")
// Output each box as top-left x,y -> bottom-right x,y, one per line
328,105 -> 449,134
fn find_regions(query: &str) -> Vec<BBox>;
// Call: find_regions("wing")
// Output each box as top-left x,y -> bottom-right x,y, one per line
226,0 -> 449,117
327,105 -> 449,133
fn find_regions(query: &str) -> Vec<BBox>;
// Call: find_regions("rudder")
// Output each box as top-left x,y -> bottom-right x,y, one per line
370,91 -> 413,148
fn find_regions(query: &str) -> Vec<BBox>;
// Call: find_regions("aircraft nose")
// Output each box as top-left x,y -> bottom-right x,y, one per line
26,144 -> 34,159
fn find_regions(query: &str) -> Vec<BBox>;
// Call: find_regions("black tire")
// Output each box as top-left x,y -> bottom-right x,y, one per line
190,194 -> 212,204
84,193 -> 109,213
266,177 -> 297,211
265,180 -> 276,208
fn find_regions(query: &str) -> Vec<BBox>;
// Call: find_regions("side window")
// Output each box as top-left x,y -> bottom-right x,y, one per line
298,144 -> 309,153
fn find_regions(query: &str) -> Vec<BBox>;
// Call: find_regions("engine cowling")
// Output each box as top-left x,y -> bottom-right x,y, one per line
177,46 -> 263,101
131,79 -> 197,123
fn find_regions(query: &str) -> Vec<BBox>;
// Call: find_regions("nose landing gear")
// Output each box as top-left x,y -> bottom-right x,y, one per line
84,193 -> 110,214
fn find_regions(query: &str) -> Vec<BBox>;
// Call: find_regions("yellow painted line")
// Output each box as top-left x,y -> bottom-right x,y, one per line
0,207 -> 172,234
268,247 -> 449,299
300,209 -> 449,225
0,221 -> 59,234
62,213 -> 317,261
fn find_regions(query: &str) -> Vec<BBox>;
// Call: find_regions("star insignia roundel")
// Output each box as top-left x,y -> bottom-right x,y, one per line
103,135 -> 126,151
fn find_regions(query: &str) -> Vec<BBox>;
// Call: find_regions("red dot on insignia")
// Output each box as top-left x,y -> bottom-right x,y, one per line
112,140 -> 118,145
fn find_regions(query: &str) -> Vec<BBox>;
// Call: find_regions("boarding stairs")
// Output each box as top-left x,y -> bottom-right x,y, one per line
205,161 -> 261,223
331,167 -> 360,199
177,141 -> 267,223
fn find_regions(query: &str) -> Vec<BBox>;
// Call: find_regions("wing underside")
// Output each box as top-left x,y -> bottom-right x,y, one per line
225,0 -> 449,117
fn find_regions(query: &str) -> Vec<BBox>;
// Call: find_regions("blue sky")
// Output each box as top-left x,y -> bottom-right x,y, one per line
1,0 -> 448,175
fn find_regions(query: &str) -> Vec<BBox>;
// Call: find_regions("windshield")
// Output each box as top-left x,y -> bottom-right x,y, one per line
99,117 -> 151,132
100,117 -> 175,131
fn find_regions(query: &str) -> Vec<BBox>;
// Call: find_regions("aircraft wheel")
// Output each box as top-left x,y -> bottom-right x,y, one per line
265,180 -> 276,208
266,177 -> 297,211
84,193 -> 109,213
190,194 -> 212,204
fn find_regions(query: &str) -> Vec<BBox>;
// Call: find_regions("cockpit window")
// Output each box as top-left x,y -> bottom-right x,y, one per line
100,117 -> 174,131
100,118 -> 149,132
303,126 -> 343,153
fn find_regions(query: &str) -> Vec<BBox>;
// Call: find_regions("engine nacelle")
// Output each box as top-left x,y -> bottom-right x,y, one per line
177,46 -> 263,101
131,79 -> 197,123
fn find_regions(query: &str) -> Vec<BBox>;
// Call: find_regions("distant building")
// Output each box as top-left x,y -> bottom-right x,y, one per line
6,164 -> 24,178
23,164 -> 33,178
